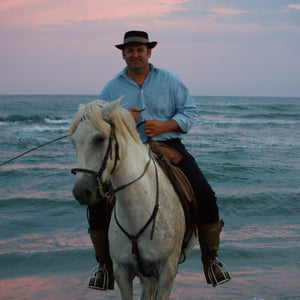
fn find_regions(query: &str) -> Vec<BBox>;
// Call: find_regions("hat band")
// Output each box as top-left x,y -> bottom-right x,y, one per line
123,36 -> 149,44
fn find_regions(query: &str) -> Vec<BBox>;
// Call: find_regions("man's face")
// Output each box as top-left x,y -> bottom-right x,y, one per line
122,44 -> 151,71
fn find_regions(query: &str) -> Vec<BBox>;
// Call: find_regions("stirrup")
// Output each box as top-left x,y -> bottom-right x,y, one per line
207,258 -> 231,287
88,264 -> 114,290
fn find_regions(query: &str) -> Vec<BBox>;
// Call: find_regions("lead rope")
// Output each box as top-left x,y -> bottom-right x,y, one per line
0,135 -> 68,167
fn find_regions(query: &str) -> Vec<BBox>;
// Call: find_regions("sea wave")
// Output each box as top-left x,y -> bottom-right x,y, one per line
0,115 -> 70,125
45,117 -> 72,124
221,191 -> 300,218
196,117 -> 300,127
19,125 -> 69,133
0,115 -> 44,123
0,248 -> 94,278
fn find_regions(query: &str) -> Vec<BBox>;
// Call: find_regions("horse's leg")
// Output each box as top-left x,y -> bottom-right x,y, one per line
140,276 -> 157,300
155,259 -> 179,300
114,266 -> 134,300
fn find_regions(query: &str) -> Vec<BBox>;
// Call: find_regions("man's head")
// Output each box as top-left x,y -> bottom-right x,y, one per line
117,31 -> 157,73
115,31 -> 157,50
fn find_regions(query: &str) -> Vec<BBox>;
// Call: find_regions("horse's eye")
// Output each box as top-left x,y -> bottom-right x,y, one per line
93,135 -> 105,145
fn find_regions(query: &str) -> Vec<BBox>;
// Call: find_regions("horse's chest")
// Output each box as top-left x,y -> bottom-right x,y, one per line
110,233 -> 165,277
122,257 -> 161,278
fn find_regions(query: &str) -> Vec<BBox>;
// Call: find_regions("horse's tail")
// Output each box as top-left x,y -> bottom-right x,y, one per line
149,277 -> 158,300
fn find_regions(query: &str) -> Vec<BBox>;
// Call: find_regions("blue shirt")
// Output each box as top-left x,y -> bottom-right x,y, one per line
100,64 -> 198,143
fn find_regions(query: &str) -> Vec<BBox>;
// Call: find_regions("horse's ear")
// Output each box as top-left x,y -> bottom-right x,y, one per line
78,103 -> 86,111
101,96 -> 123,121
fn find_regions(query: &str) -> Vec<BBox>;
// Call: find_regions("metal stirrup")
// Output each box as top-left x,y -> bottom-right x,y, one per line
207,258 -> 231,287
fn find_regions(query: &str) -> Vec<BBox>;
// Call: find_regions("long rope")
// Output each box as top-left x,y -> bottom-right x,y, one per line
0,134 -> 68,167
1,117 -> 144,167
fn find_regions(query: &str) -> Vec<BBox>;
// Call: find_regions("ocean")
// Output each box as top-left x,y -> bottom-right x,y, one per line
0,95 -> 299,300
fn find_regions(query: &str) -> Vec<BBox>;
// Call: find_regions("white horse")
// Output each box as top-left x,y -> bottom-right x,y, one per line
69,99 -> 197,300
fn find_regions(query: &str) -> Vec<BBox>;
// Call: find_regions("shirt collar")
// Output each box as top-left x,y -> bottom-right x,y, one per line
119,63 -> 157,78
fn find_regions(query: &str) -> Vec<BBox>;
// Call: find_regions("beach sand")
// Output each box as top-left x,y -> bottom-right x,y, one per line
1,266 -> 299,300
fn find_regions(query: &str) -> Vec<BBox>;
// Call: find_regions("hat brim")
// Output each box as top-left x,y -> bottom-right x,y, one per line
115,41 -> 157,50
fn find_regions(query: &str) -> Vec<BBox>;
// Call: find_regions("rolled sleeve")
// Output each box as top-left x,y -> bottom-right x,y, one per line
172,80 -> 198,133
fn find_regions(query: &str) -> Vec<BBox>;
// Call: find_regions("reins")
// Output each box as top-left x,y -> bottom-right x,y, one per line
105,145 -> 152,197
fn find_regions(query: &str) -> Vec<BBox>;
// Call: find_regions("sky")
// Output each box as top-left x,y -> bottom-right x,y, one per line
0,0 -> 299,97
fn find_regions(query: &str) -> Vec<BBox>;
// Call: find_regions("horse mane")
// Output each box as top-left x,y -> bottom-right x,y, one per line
68,100 -> 143,147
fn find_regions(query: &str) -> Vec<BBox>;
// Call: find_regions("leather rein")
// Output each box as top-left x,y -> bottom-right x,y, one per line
71,120 -> 160,275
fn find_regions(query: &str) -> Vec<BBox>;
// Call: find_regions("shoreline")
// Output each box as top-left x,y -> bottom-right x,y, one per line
1,266 -> 299,300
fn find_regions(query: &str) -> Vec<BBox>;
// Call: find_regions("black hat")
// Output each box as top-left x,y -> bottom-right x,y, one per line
115,31 -> 157,50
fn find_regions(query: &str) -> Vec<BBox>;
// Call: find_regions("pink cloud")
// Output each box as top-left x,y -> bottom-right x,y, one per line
0,0 -> 188,29
210,7 -> 248,15
0,0 -> 41,11
288,4 -> 300,10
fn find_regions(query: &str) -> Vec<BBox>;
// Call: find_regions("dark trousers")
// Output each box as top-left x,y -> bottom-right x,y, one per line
88,138 -> 219,229
161,139 -> 219,224
88,198 -> 110,230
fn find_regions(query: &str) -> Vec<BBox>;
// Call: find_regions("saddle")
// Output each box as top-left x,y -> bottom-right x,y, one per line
150,141 -> 198,243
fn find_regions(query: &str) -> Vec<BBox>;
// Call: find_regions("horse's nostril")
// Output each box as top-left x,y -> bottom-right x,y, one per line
72,185 -> 94,204
85,189 -> 92,199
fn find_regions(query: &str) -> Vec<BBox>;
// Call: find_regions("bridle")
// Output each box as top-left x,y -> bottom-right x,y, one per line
71,120 -> 120,197
71,120 -> 155,199
71,120 -> 160,275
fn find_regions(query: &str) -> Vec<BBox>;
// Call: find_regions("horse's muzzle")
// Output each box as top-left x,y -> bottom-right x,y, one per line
72,185 -> 92,205
72,175 -> 99,206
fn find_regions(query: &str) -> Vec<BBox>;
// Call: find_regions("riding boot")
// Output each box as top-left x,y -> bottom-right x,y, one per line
88,228 -> 115,290
198,220 -> 231,287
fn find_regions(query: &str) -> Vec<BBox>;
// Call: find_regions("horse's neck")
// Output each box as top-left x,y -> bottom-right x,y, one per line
111,142 -> 156,229
112,142 -> 153,196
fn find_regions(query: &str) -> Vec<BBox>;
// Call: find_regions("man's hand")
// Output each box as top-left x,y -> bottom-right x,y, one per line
128,107 -> 146,122
144,119 -> 180,138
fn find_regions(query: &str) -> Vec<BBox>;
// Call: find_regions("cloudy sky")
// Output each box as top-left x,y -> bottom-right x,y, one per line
1,0 -> 299,96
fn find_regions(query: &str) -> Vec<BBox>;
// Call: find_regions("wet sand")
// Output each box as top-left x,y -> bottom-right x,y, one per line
1,266 -> 299,299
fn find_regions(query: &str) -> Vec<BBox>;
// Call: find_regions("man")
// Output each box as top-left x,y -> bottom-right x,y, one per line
88,30 -> 230,290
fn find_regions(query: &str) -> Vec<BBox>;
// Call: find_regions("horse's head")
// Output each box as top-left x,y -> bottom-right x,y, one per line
69,98 -> 123,206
